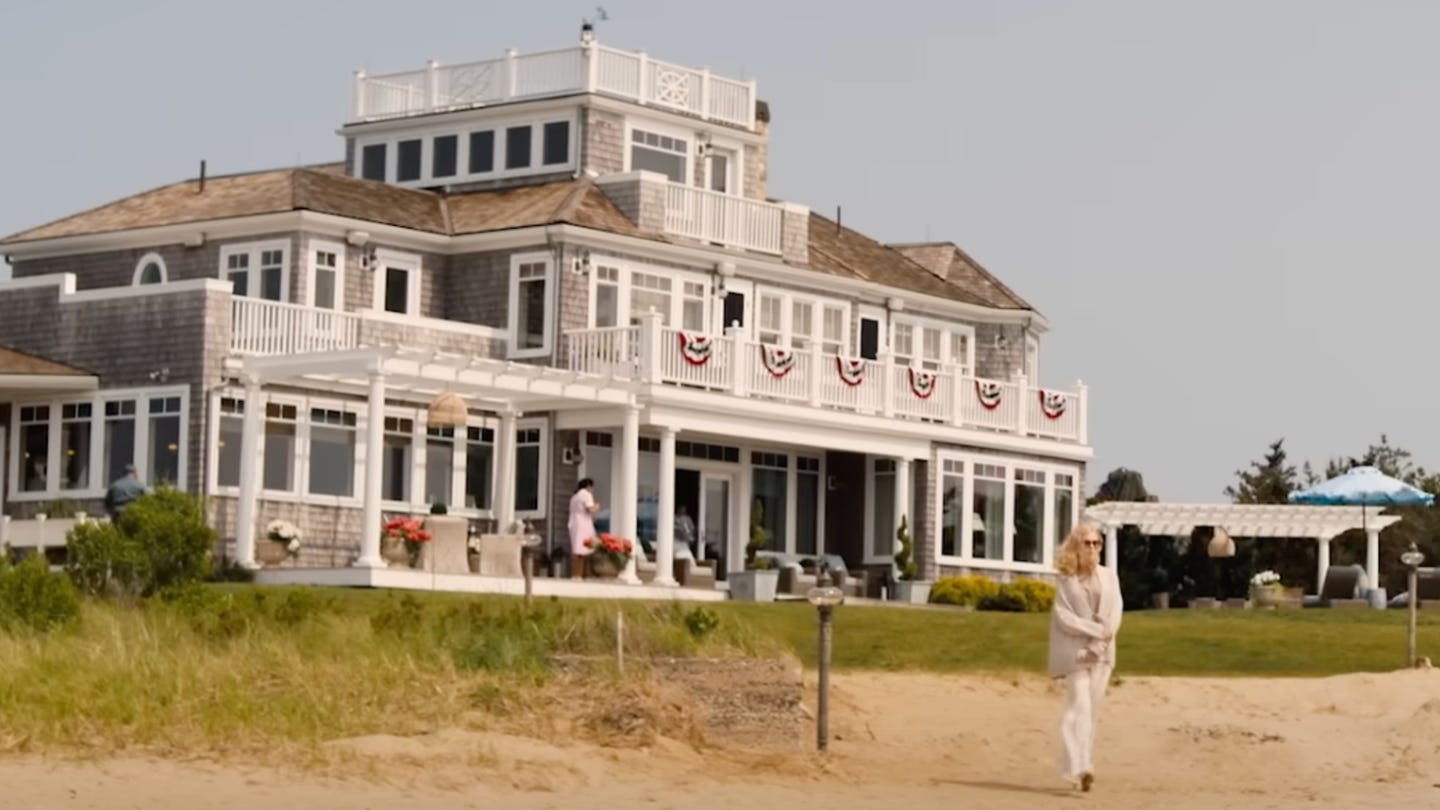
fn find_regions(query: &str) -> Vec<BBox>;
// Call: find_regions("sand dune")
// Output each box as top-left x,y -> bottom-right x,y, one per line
4,669 -> 1439,809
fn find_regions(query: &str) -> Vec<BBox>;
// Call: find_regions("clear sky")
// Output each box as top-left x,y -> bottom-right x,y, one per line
3,1 -> 1437,501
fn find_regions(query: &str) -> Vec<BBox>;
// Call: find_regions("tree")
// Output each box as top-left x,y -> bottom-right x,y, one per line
1088,467 -> 1152,505
1222,439 -> 1309,595
1224,439 -> 1299,504
1088,467 -> 1174,609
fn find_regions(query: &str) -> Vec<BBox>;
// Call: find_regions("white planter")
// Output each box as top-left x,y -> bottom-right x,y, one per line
894,580 -> 931,605
729,569 -> 780,602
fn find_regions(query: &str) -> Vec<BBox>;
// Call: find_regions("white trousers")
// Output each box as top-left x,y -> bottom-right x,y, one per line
1059,662 -> 1112,781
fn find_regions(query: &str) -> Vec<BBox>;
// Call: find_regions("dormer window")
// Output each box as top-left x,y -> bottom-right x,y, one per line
630,129 -> 687,183
132,252 -> 167,286
354,114 -> 574,186
505,126 -> 532,169
220,241 -> 289,301
397,140 -> 422,182
361,144 -> 386,182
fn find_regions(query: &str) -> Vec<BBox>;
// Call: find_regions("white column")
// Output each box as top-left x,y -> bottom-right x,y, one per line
1366,527 -> 1381,601
894,457 -> 912,558
494,410 -> 518,532
617,405 -> 641,584
654,426 -> 678,587
233,375 -> 264,570
1316,534 -> 1332,597
1104,524 -> 1119,569
355,371 -> 386,568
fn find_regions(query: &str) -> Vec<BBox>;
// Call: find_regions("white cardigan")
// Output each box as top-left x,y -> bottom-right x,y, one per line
1047,565 -> 1123,678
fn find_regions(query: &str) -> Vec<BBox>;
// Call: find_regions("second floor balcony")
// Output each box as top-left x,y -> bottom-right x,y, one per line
229,298 -> 504,359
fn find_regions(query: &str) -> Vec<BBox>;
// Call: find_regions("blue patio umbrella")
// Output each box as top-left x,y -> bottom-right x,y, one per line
1288,465 -> 1435,534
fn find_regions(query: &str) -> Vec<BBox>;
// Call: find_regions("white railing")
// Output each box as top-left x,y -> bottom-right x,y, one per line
354,41 -> 757,130
231,298 -> 361,356
664,183 -> 784,254
564,317 -> 1089,444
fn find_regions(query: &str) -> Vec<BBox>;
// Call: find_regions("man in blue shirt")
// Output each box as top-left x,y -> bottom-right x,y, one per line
104,464 -> 147,521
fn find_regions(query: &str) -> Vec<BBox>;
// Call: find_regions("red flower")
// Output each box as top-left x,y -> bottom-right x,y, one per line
585,533 -> 634,556
382,516 -> 431,542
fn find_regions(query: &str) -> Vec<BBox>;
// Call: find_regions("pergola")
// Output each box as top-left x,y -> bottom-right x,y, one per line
1084,502 -> 1403,600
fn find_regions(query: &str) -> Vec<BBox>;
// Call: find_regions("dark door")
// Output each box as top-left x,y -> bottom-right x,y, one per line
824,451 -> 867,569
859,318 -> 880,360
722,292 -> 746,330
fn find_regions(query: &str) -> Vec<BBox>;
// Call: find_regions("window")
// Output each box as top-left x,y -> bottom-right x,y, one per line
433,134 -> 458,178
758,294 -> 782,345
397,139 -> 422,182
796,456 -> 820,556
309,244 -> 344,310
681,281 -> 707,331
822,305 -> 846,355
891,317 -> 974,370
755,290 -> 848,350
751,452 -> 787,552
892,323 -> 914,366
940,459 -> 963,557
216,398 -> 243,488
1014,469 -> 1046,564
132,253 -> 167,286
593,265 -> 620,328
309,408 -> 357,497
373,250 -> 420,316
972,463 -> 1005,560
1056,473 -> 1076,547
676,441 -> 740,463
103,400 -> 136,485
382,416 -> 413,502
506,125 -> 532,169
543,121 -> 570,165
509,255 -> 552,357
148,396 -> 182,486
18,405 -> 49,493
425,426 -> 455,506
465,426 -> 494,510
60,403 -> 92,490
515,427 -> 542,512
263,402 -> 297,492
221,242 -> 289,302
708,149 -> 733,193
361,143 -> 386,181
871,459 -> 895,559
629,271 -> 671,325
630,129 -> 687,183
469,130 -> 495,174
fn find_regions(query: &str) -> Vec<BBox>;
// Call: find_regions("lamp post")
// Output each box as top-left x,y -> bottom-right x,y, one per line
1401,542 -> 1425,668
807,575 -> 845,753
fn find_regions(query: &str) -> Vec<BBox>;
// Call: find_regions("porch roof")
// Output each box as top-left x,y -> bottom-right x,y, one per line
0,345 -> 98,393
1083,502 -> 1403,538
240,347 -> 638,410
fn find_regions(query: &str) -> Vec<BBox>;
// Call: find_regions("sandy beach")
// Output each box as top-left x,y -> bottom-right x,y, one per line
5,669 -> 1439,809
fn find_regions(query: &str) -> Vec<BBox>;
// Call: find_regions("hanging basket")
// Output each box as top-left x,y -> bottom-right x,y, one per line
426,392 -> 468,427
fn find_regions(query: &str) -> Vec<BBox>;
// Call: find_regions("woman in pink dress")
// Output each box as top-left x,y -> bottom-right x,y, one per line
567,478 -> 601,579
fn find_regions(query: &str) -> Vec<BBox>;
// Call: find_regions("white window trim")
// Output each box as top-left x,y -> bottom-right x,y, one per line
355,112 -> 578,188
305,240 -> 346,310
933,450 -> 1081,573
513,418 -> 549,519
7,386 -> 189,502
623,119 -> 695,184
863,457 -> 898,565
371,248 -> 422,316
890,314 -> 976,372
752,287 -> 851,351
131,252 -> 169,286
508,251 -> 555,359
585,255 -> 712,331
219,239 -> 291,302
702,143 -> 745,195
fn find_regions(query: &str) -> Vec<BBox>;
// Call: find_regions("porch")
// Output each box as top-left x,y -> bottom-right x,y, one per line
253,565 -> 727,601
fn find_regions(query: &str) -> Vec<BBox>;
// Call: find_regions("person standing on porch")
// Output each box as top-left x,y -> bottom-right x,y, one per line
567,478 -> 601,579
1048,524 -> 1123,793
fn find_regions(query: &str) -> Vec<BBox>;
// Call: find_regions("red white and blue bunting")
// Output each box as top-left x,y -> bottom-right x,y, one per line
908,368 -> 937,399
836,357 -> 866,387
1039,390 -> 1068,420
677,331 -> 713,366
975,380 -> 1003,410
759,345 -> 797,378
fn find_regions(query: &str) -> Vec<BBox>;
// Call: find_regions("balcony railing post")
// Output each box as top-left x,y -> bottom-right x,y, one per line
582,41 -> 597,93
425,59 -> 439,111
505,48 -> 518,99
638,310 -> 663,384
637,51 -> 650,105
353,70 -> 367,120
727,326 -> 748,397
700,67 -> 712,121
1076,379 -> 1089,445
881,354 -> 895,418
747,78 -> 758,130
951,363 -> 966,427
807,341 -> 822,407
1014,370 -> 1030,436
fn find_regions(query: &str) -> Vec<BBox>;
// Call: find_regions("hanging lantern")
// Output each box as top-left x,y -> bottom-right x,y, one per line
426,391 -> 467,428
1207,527 -> 1236,558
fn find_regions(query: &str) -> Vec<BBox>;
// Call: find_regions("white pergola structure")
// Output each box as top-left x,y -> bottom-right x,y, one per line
1084,502 -> 1403,600
231,347 -> 680,583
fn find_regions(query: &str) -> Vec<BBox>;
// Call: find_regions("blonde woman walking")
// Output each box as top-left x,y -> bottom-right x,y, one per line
1048,524 -> 1123,792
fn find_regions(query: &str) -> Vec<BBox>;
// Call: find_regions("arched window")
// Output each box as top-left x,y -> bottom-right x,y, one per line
132,253 -> 168,286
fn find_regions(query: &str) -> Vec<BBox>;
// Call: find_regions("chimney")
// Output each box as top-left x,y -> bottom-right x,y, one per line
198,160 -> 206,193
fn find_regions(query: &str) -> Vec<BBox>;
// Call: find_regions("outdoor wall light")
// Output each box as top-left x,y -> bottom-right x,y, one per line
1403,542 -> 1425,668
807,578 -> 844,753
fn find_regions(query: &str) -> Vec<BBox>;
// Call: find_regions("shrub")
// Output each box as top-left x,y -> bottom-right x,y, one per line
893,515 -> 917,581
66,486 -> 215,598
977,579 -> 1056,613
0,554 -> 81,632
929,575 -> 1000,608
682,606 -> 720,640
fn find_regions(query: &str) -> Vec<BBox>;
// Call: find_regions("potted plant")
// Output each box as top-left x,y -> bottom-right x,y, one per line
729,501 -> 779,602
381,516 -> 430,567
1249,569 -> 1282,608
260,519 -> 301,567
584,532 -> 634,578
892,515 -> 930,604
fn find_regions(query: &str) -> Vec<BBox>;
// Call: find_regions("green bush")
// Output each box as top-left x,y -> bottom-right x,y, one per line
893,515 -> 917,581
0,554 -> 81,632
977,579 -> 1056,613
929,575 -> 1000,608
682,606 -> 721,640
65,486 -> 216,598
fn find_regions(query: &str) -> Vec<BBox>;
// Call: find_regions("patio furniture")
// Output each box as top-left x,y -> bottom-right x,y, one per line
1314,564 -> 1369,609
475,533 -> 524,578
420,515 -> 470,574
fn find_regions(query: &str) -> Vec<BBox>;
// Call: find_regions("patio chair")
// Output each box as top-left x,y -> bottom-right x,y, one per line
475,534 -> 524,578
1314,564 -> 1369,609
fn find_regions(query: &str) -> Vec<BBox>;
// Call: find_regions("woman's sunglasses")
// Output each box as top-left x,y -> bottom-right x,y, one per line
1082,540 -> 1102,548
